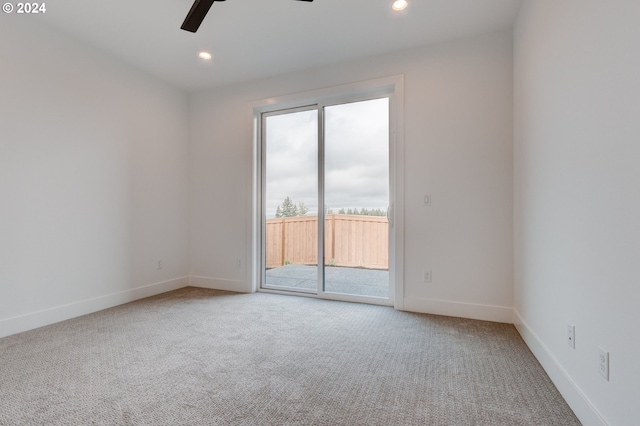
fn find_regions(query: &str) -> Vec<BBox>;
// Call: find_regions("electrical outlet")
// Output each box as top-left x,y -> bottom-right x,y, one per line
157,259 -> 163,270
236,259 -> 242,269
566,324 -> 575,349
598,347 -> 609,381
424,194 -> 432,206
424,270 -> 432,283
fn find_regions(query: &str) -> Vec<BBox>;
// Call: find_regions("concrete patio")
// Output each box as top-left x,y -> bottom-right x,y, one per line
265,264 -> 389,298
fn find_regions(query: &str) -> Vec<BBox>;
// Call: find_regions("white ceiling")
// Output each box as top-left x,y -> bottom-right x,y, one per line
42,0 -> 522,92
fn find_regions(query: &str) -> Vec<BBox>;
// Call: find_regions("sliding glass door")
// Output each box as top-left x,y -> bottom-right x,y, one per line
261,97 -> 390,302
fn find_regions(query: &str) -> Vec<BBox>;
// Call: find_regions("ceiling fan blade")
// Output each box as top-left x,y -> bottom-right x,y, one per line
181,0 -> 313,33
181,0 -> 220,33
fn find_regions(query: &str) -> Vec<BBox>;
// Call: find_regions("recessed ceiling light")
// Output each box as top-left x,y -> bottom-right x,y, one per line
198,51 -> 212,60
392,0 -> 408,11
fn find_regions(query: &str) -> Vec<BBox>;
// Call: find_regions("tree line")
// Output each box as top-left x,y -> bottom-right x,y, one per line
275,196 -> 309,218
274,196 -> 386,217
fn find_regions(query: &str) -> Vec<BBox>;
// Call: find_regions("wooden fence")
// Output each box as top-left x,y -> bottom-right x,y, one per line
266,214 -> 388,270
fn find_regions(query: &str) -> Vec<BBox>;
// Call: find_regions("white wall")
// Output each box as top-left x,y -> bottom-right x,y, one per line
189,31 -> 513,322
514,1 -> 640,425
0,19 -> 190,337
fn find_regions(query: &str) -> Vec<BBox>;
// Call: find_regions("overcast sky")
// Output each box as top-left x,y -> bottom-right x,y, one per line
265,98 -> 389,218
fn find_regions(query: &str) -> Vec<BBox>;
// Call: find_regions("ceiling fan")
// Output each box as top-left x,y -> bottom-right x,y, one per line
181,0 -> 314,33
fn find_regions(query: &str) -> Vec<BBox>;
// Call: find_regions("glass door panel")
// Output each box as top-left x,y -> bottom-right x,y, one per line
262,108 -> 319,292
323,98 -> 390,298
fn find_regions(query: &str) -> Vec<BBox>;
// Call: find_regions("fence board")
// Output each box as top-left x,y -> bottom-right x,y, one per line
265,214 -> 388,270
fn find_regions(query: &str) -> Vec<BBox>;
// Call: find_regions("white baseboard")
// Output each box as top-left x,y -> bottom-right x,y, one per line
402,296 -> 513,323
0,277 -> 188,339
189,275 -> 249,293
513,309 -> 608,426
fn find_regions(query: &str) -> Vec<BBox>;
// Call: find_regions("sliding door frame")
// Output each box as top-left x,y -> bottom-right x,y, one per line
250,75 -> 405,309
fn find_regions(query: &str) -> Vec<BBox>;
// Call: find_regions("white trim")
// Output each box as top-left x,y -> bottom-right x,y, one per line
189,275 -> 250,293
250,75 -> 405,309
249,109 -> 261,293
402,296 -> 513,323
318,291 -> 393,307
390,76 -> 405,310
259,287 -> 393,307
513,309 -> 609,426
0,277 -> 188,339
248,76 -> 403,114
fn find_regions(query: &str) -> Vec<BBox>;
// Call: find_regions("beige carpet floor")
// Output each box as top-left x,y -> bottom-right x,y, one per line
0,287 -> 581,425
